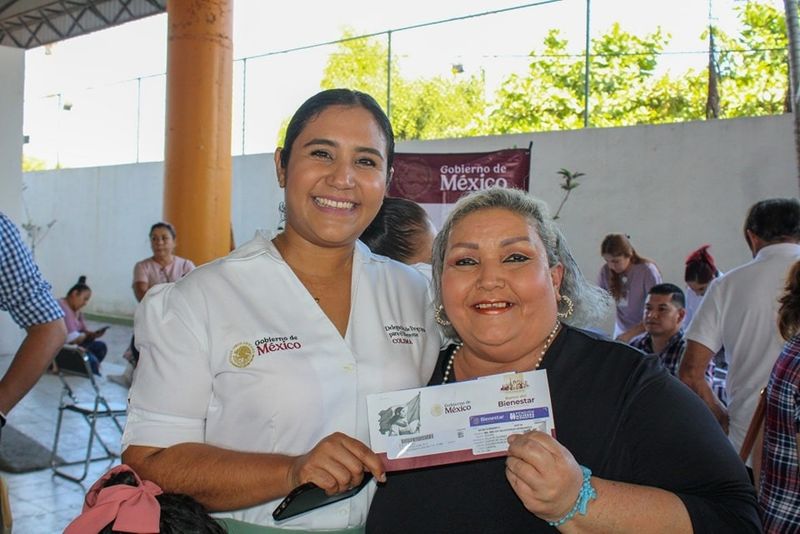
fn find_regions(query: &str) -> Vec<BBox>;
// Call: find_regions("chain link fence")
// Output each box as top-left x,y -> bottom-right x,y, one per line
22,0 -> 787,169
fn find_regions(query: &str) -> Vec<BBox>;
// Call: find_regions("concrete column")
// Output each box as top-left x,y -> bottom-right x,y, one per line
0,46 -> 26,353
163,0 -> 233,265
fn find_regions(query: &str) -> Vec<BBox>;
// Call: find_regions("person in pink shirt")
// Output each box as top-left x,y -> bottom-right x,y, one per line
58,276 -> 108,375
111,222 -> 195,386
132,222 -> 196,302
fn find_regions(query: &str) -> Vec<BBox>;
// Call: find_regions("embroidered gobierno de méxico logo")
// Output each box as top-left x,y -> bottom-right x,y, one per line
230,342 -> 256,368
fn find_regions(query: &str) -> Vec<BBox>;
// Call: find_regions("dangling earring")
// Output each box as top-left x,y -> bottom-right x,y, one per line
277,201 -> 287,229
557,294 -> 574,320
435,305 -> 451,327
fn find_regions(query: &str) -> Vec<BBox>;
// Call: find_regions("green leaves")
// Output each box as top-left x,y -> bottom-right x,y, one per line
553,169 -> 585,220
319,29 -> 487,141
711,1 -> 789,117
557,168 -> 584,191
316,1 -> 786,141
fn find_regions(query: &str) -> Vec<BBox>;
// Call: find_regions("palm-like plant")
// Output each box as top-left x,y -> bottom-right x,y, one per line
553,168 -> 585,220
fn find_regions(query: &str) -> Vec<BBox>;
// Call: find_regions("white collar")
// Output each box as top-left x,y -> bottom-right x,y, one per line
754,242 -> 800,261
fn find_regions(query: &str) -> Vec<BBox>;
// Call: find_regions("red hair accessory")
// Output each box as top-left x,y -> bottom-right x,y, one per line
64,464 -> 163,534
685,244 -> 716,269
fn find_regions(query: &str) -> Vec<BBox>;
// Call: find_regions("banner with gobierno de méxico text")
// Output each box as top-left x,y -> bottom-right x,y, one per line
388,148 -> 531,228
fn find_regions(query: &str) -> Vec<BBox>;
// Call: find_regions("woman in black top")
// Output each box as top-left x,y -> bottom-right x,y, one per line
367,187 -> 760,533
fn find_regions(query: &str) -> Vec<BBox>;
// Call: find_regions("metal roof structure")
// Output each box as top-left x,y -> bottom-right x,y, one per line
0,0 -> 165,49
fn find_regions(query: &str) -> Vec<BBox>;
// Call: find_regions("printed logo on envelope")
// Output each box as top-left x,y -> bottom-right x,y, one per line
501,374 -> 529,392
377,394 -> 422,436
497,373 -> 535,408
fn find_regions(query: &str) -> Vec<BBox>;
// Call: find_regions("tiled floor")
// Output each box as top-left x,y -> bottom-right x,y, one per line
0,321 -> 132,533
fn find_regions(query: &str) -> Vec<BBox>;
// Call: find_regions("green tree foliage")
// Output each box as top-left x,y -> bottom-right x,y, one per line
22,155 -> 48,172
488,31 -> 586,133
488,25 -> 707,134
316,1 -> 785,140
320,29 -> 394,110
319,29 -> 487,140
488,1 -> 786,133
390,75 -> 487,140
711,1 -> 788,117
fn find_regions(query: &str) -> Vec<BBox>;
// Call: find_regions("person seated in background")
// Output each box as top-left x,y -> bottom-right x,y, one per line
684,244 -> 723,326
629,283 -> 687,374
758,259 -> 800,533
58,276 -> 107,375
629,283 -> 713,382
597,233 -> 662,342
360,197 -> 435,266
63,464 -> 224,534
132,222 -> 196,304
367,187 -> 760,533
109,222 -> 195,387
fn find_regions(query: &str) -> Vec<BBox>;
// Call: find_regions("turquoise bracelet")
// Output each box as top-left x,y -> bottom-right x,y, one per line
547,465 -> 597,527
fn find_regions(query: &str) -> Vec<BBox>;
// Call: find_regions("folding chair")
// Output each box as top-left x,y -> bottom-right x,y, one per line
50,346 -> 127,482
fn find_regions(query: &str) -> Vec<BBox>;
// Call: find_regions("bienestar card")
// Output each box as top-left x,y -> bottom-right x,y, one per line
367,369 -> 555,471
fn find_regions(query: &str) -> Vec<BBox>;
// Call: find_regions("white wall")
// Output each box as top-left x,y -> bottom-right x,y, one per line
400,114 -> 798,290
0,46 -> 27,353
21,114 -> 798,328
23,155 -> 285,316
0,46 -> 24,220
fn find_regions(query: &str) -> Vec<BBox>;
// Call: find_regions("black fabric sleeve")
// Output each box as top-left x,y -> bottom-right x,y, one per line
615,369 -> 762,533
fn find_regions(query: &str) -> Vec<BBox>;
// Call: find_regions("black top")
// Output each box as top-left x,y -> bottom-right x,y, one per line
366,326 -> 760,533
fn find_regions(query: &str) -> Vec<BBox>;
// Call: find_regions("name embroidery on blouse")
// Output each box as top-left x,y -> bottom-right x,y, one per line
384,324 -> 426,345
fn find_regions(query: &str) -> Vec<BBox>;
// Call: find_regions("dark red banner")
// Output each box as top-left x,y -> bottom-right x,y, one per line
389,148 -> 530,204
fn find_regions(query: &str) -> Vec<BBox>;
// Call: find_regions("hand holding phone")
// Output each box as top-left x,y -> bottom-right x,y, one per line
274,432 -> 385,521
273,473 -> 373,521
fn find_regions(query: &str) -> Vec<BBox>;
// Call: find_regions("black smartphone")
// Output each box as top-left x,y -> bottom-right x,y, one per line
272,473 -> 373,521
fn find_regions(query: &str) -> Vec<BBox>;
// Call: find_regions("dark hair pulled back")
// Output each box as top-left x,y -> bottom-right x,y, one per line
685,245 -> 719,284
97,471 -> 225,534
279,88 -> 394,180
360,197 -> 431,263
67,275 -> 90,297
150,221 -> 176,239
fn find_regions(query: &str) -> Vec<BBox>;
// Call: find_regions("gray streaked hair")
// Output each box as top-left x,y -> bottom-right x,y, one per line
431,187 -> 611,338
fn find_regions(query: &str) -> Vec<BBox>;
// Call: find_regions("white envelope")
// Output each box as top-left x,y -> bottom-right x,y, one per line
367,369 -> 555,471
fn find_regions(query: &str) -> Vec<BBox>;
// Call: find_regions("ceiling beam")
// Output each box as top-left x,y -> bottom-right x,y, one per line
0,0 -> 165,49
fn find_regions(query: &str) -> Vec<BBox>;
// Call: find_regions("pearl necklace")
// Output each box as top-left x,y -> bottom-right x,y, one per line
442,321 -> 562,384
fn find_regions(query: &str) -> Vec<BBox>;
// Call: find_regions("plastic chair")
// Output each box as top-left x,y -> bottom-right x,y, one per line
49,346 -> 126,482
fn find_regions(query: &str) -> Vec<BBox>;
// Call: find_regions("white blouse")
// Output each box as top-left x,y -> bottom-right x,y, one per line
123,232 -> 443,529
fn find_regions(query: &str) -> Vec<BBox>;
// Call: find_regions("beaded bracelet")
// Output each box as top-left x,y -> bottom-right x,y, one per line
547,465 -> 597,527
